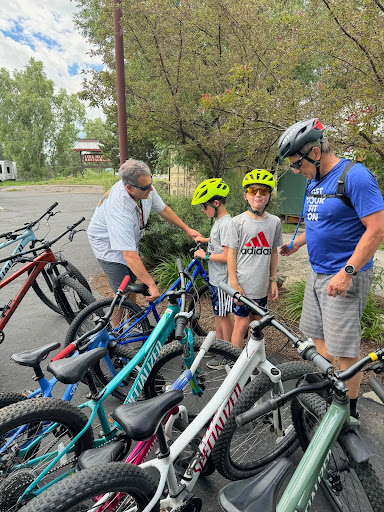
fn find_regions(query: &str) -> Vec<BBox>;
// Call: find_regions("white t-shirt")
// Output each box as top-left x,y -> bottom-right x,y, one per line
87,180 -> 165,265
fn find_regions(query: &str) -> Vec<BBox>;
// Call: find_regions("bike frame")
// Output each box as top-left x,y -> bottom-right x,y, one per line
0,228 -> 38,280
277,399 -> 358,512
133,333 -> 285,512
0,250 -> 58,331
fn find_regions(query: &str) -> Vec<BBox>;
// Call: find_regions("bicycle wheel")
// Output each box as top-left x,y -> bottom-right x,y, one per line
187,284 -> 211,336
0,398 -> 94,512
31,260 -> 91,315
0,392 -> 27,409
212,361 -> 316,480
19,462 -> 159,512
291,393 -> 384,512
54,275 -> 95,324
143,337 -> 241,419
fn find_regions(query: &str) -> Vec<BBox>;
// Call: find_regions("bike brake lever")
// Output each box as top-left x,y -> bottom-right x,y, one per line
69,228 -> 85,242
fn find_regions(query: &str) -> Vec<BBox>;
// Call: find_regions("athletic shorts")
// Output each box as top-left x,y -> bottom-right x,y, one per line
299,267 -> 373,358
232,296 -> 268,318
209,284 -> 233,317
97,259 -> 137,293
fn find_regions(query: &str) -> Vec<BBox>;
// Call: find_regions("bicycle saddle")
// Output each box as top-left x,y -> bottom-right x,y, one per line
218,457 -> 292,512
47,347 -> 107,384
126,283 -> 150,296
11,342 -> 61,368
112,390 -> 184,440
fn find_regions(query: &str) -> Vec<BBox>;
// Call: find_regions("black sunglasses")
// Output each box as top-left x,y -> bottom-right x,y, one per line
289,148 -> 313,169
128,176 -> 153,191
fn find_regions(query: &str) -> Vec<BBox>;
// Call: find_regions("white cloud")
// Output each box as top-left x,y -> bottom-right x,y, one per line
0,0 -> 105,122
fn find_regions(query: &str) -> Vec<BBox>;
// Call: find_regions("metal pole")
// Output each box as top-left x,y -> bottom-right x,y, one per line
113,0 -> 128,165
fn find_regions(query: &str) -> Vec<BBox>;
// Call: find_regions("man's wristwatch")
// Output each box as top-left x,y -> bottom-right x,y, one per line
205,252 -> 211,260
344,264 -> 357,276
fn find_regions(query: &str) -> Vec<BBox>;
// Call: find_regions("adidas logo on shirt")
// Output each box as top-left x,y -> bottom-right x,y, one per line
241,232 -> 272,255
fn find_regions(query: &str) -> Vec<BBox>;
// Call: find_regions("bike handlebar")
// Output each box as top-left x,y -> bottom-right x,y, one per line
367,377 -> 384,405
218,282 -> 334,374
0,217 -> 85,264
174,258 -> 188,340
0,202 -> 59,239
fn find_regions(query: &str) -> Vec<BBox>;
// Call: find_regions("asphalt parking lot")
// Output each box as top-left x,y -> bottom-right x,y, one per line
0,188 -> 384,511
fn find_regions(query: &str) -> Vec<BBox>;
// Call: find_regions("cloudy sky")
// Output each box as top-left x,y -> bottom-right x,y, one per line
0,0 -> 104,121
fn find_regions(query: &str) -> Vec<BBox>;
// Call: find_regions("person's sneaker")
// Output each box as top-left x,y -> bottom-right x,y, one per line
206,356 -> 234,370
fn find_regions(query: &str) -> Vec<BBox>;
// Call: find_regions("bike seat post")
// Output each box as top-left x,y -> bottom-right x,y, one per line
85,371 -> 101,399
156,424 -> 170,458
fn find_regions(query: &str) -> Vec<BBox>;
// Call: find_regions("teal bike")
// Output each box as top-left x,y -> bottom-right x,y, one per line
0,260 -> 239,511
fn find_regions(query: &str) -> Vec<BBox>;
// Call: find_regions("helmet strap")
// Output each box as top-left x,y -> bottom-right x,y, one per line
208,199 -> 222,218
247,197 -> 271,217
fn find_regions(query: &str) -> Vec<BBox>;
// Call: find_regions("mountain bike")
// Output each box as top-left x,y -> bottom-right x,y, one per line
216,352 -> 384,512
62,244 -> 212,394
0,202 -> 91,314
0,219 -> 95,342
0,260 -> 239,511
16,285 -> 323,512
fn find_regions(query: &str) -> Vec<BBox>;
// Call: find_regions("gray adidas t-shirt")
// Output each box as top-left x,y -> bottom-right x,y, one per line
224,212 -> 283,298
207,214 -> 232,286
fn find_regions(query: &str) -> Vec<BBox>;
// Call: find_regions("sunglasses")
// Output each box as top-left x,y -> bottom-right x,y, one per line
246,186 -> 271,196
128,176 -> 153,191
201,202 -> 211,210
289,148 -> 312,169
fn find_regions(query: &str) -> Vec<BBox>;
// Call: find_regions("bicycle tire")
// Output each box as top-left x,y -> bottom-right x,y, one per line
65,297 -> 152,352
212,361 -> 315,480
54,275 -> 95,324
0,392 -> 27,409
30,260 -> 91,315
291,393 -> 384,512
19,462 -> 159,512
187,283 -> 211,336
0,398 -> 94,511
143,337 -> 242,419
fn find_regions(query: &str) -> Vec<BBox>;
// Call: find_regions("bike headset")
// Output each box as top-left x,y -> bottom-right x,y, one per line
242,169 -> 276,217
191,178 -> 230,218
277,118 -> 325,248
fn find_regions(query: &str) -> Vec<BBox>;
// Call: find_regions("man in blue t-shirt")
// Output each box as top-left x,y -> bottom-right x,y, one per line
278,118 -> 384,418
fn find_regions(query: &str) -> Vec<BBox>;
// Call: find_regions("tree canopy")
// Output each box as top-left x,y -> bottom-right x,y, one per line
74,0 -> 383,182
0,58 -> 86,179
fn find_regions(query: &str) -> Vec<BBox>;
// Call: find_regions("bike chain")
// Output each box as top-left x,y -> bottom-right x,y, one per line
173,496 -> 202,512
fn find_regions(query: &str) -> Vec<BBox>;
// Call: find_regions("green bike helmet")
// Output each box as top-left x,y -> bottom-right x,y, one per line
191,178 -> 229,205
242,169 -> 275,190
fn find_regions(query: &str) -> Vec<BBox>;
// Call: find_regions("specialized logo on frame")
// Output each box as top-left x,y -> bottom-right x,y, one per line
241,231 -> 272,255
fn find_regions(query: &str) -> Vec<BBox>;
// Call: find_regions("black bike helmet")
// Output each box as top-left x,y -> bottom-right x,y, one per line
278,118 -> 325,158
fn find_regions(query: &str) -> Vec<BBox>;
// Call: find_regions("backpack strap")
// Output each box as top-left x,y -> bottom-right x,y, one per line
306,161 -> 355,209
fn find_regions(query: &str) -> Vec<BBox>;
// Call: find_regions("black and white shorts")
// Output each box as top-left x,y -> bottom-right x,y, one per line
299,267 -> 373,358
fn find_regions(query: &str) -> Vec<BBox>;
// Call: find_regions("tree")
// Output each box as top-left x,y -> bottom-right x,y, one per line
0,59 -> 85,179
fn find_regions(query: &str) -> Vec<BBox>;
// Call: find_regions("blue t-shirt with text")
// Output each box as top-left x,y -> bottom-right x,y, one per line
304,159 -> 384,274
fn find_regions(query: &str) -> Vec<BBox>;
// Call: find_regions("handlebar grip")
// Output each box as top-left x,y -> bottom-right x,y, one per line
303,347 -> 334,374
51,343 -> 76,361
118,275 -> 131,293
176,258 -> 184,274
70,217 -> 85,229
367,377 -> 384,405
47,202 -> 58,212
236,400 -> 275,427
175,317 -> 188,340
218,282 -> 237,297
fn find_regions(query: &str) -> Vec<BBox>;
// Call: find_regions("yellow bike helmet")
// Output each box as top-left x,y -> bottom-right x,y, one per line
191,178 -> 229,205
242,169 -> 275,190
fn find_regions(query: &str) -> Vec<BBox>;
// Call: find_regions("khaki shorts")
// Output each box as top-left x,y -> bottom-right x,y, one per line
299,267 -> 373,358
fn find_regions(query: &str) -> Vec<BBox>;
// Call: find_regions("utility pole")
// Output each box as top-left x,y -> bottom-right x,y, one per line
113,0 -> 128,165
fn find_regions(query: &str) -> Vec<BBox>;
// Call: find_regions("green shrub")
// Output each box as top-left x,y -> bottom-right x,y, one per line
280,265 -> 384,344
152,254 -> 207,291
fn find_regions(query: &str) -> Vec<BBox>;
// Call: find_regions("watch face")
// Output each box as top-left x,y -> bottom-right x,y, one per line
344,265 -> 356,275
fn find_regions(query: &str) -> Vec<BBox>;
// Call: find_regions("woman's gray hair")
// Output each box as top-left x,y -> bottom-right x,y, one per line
119,159 -> 151,186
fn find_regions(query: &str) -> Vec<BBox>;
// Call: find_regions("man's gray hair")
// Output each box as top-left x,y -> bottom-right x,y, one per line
119,159 -> 151,186
301,138 -> 332,155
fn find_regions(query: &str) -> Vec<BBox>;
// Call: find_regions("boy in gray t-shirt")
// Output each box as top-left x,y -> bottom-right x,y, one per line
224,169 -> 282,348
191,179 -> 233,349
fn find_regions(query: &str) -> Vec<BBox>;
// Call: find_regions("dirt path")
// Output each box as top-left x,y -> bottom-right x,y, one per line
0,184 -> 104,194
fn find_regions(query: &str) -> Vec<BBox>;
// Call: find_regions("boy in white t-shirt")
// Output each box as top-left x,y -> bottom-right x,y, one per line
224,169 -> 282,348
191,179 -> 233,350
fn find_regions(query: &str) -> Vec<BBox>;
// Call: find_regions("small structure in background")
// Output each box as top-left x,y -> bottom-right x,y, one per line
277,170 -> 307,223
168,162 -> 197,196
73,139 -> 111,176
0,160 -> 17,181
